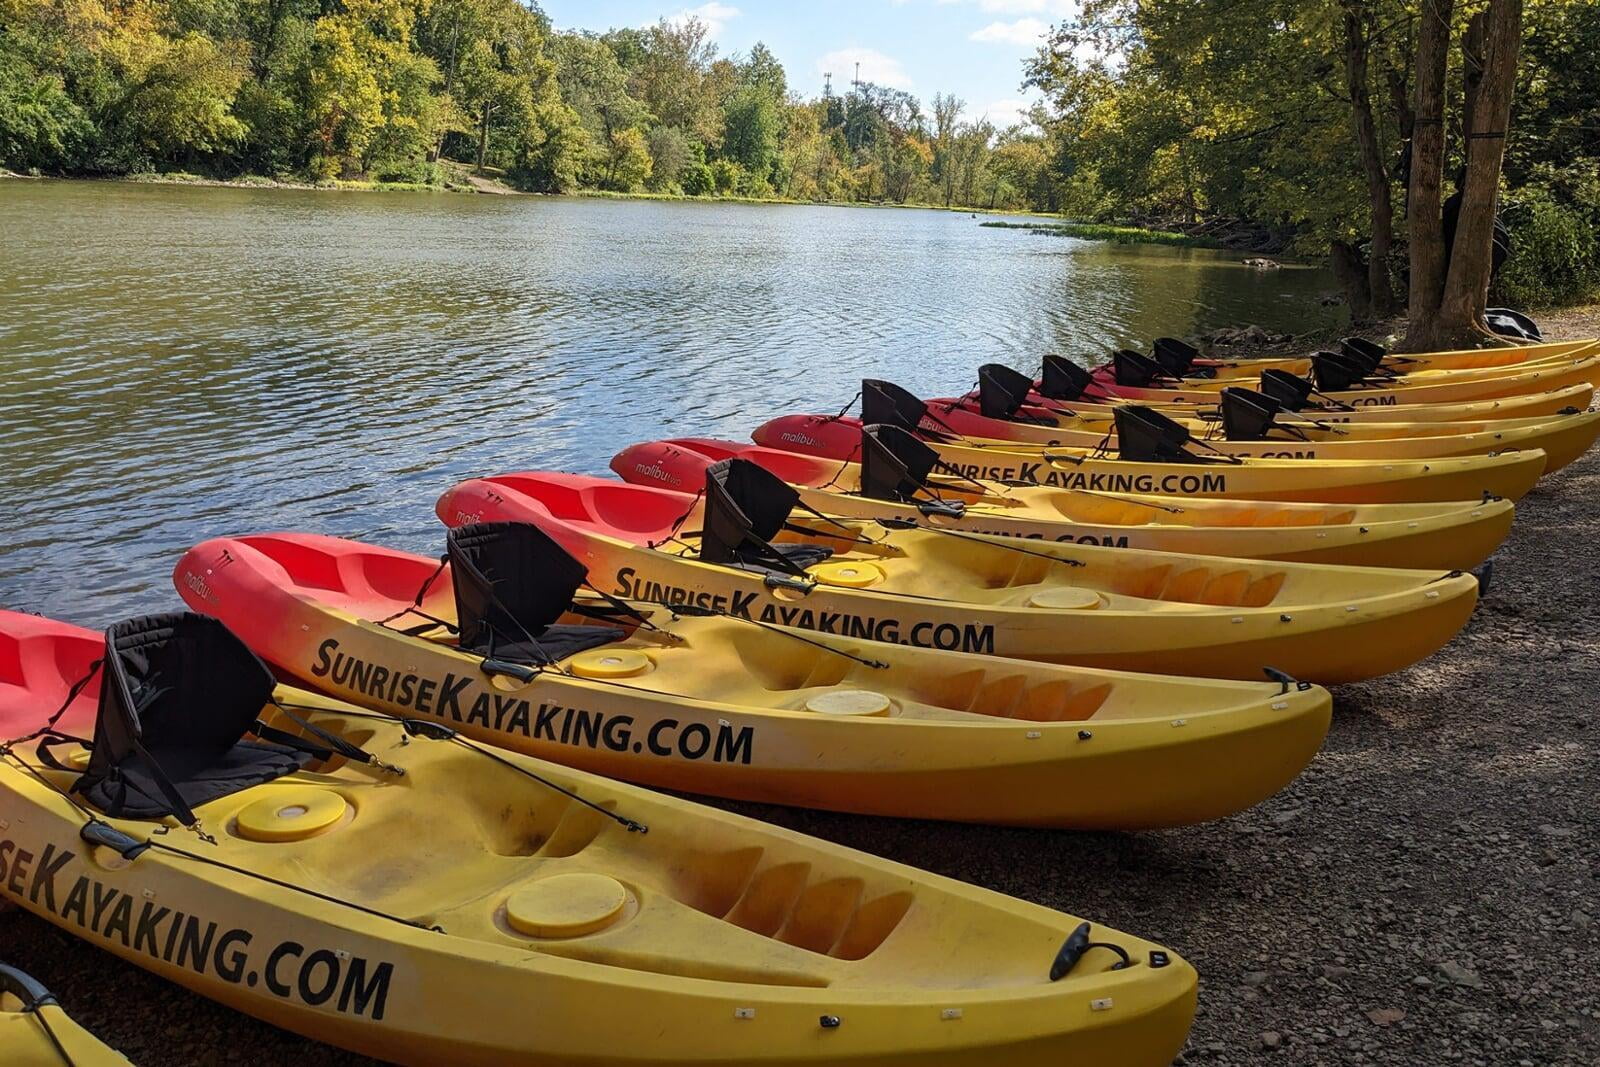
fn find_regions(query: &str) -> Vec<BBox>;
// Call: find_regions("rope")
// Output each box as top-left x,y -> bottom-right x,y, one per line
27,1002 -> 74,1067
2,661 -> 101,750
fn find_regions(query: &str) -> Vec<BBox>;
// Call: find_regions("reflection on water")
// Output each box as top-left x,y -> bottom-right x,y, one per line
0,181 -> 1341,622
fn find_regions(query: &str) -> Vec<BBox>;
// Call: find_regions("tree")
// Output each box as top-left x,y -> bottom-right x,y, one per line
1404,0 -> 1524,349
931,92 -> 963,206
552,32 -> 649,187
1339,0 -> 1399,318
630,16 -> 720,147
721,83 -> 778,178
1435,0 -> 1523,342
644,123 -> 688,190
606,124 -> 650,189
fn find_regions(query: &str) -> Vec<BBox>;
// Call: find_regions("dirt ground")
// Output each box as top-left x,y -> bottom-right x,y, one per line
4,311 -> 1597,1066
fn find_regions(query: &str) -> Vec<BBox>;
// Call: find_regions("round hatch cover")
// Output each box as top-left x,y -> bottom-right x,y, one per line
1028,587 -> 1103,610
507,873 -> 629,939
236,788 -> 349,842
569,649 -> 653,679
809,561 -> 886,588
805,689 -> 893,717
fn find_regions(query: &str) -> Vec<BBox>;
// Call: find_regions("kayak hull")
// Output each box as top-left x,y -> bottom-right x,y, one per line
172,535 -> 1330,829
970,384 -> 1595,425
1090,353 -> 1600,405
915,407 -> 1600,473
613,439 -> 1517,570
1176,337 -> 1598,380
1,610 -> 1199,1065
437,473 -> 1481,685
751,415 -> 1548,502
0,972 -> 129,1067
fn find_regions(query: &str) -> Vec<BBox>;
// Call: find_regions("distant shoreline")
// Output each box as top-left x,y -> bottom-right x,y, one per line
1,167 -> 1063,220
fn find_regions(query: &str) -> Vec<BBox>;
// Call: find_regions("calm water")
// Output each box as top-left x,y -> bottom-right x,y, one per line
0,181 -> 1340,623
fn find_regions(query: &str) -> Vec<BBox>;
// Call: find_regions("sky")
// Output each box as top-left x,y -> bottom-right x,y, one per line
537,1 -> 1077,130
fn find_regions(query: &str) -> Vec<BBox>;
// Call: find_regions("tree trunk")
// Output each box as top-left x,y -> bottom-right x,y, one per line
477,105 -> 492,172
1341,3 -> 1397,317
1401,0 -> 1454,351
1437,0 -> 1522,339
1460,12 -> 1486,139
1330,239 -> 1375,322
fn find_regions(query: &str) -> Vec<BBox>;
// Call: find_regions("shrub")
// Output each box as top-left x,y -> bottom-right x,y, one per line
709,158 -> 740,195
679,160 -> 714,195
1496,186 -> 1600,308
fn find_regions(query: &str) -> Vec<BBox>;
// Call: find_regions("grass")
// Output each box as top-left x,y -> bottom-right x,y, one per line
980,220 -> 1220,247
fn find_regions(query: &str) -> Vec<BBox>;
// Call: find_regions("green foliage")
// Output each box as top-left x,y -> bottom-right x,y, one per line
605,125 -> 651,190
0,27 -> 92,170
1021,0 -> 1600,308
644,123 -> 689,191
0,2 -> 1054,210
1496,185 -> 1600,306
679,158 -> 713,195
721,83 -> 779,178
709,157 -> 739,195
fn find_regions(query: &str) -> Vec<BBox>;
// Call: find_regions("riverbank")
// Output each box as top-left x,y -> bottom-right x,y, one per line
982,218 -> 1223,248
2,308 -> 1596,1064
1,166 -> 1052,217
1189,302 -> 1600,361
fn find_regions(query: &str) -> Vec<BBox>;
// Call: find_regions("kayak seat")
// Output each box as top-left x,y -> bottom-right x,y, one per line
701,458 -> 835,577
75,613 -> 311,822
448,522 -> 624,667
861,379 -> 931,434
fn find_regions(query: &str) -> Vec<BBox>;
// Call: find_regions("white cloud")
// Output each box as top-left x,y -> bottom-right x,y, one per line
978,97 -> 1037,129
976,0 -> 1077,14
969,17 -> 1050,46
670,3 -> 741,37
933,0 -> 1076,12
817,47 -> 914,90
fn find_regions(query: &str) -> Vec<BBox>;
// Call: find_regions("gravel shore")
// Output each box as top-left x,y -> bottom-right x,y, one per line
4,319 -> 1597,1066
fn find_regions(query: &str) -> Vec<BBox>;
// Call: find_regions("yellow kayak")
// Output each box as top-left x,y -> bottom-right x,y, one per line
0,609 -> 1198,1064
1083,352 -> 1600,406
0,962 -> 130,1066
751,410 -> 1547,502
613,436 -> 1516,570
1023,383 -> 1594,425
173,528 -> 1330,828
436,469 -> 1481,683
921,408 -> 1600,473
1142,335 -> 1597,382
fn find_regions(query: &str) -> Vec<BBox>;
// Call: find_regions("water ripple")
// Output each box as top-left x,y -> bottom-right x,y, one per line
0,182 -> 1340,624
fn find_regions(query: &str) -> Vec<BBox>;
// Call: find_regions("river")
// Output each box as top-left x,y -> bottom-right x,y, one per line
0,180 -> 1340,622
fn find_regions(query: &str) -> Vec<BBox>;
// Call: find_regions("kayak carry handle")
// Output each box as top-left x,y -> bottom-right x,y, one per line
1263,667 -> 1314,695
79,820 -> 150,860
481,658 -> 539,682
918,499 -> 967,518
401,718 -> 459,741
763,573 -> 816,593
1050,921 -> 1132,981
0,963 -> 57,1011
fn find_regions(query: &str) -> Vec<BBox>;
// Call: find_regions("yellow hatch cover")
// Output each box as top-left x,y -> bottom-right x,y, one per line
1028,587 -> 1104,610
570,649 -> 653,679
805,690 -> 893,717
236,788 -> 349,842
507,873 -> 629,939
809,561 -> 886,588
